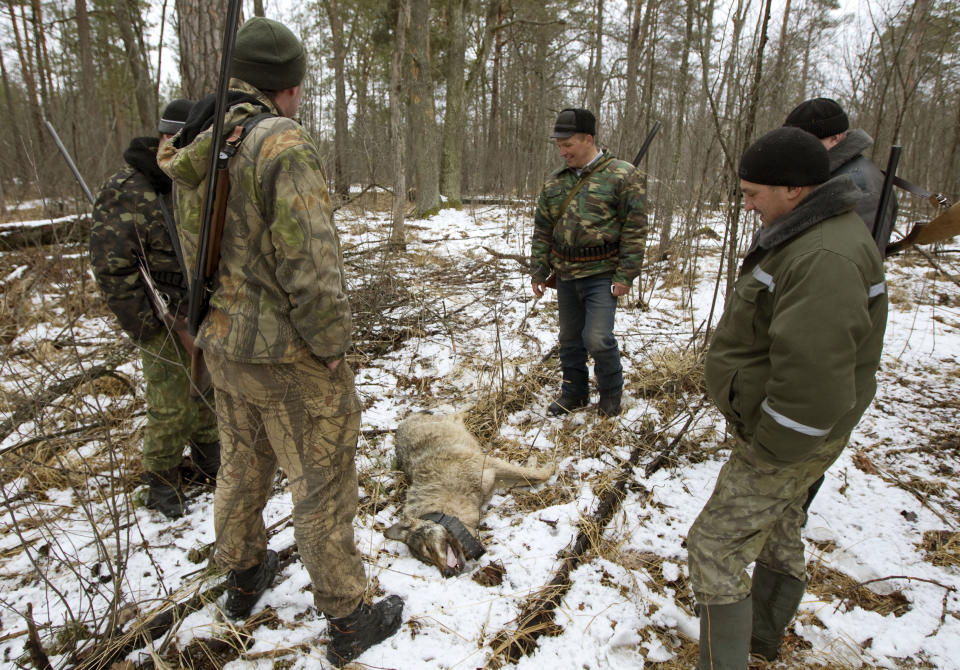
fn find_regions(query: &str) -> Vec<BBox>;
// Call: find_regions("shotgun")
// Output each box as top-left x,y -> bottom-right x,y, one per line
186,0 -> 243,397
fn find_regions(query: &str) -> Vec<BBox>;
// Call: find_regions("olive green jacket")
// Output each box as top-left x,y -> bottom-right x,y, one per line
158,79 -> 352,364
705,175 -> 887,466
530,149 -> 648,285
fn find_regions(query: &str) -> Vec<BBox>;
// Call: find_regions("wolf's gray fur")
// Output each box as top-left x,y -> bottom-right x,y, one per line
385,412 -> 554,576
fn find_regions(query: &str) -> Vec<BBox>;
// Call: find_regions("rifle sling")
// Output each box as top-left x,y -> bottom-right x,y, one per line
885,172 -> 951,209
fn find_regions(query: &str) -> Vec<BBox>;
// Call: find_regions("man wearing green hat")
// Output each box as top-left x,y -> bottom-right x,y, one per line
159,17 -> 402,666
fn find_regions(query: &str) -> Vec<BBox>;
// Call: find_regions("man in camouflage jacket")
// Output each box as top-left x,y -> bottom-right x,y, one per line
90,99 -> 219,520
158,18 -> 401,665
530,108 -> 648,417
687,128 -> 887,669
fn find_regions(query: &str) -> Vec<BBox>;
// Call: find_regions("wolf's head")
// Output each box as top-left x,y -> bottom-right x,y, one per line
385,518 -> 468,577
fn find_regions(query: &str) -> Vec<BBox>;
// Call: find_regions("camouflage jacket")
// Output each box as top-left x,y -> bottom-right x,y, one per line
530,149 -> 648,285
90,137 -> 186,343
158,79 -> 352,364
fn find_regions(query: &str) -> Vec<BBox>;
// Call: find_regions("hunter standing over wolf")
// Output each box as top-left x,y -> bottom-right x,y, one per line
90,99 -> 220,520
686,127 -> 887,669
158,16 -> 402,667
529,108 -> 648,418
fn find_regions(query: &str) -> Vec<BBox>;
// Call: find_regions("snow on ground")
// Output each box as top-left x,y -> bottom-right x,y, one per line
1,203 -> 958,669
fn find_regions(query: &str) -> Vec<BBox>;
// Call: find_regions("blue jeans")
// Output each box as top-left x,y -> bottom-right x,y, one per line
556,275 -> 622,398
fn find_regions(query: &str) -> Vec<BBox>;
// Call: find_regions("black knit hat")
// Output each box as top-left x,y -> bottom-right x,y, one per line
232,17 -> 307,91
739,127 -> 830,187
551,108 -> 596,138
157,98 -> 193,135
783,97 -> 849,139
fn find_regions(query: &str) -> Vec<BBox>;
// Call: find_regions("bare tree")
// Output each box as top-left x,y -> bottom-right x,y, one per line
408,0 -> 440,215
440,0 -> 467,205
323,0 -> 350,198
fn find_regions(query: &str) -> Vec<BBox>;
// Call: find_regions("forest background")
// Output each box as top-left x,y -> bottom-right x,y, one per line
1,0 -> 958,268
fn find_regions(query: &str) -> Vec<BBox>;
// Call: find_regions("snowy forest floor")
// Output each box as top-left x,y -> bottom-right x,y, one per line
1,197 -> 959,669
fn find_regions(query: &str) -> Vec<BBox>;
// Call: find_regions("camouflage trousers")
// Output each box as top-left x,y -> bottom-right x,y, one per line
686,434 -> 849,605
207,351 -> 366,618
140,332 -> 219,472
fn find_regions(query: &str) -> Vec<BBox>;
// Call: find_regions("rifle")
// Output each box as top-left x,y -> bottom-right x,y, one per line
543,120 -> 662,290
186,0 -> 243,397
45,118 -> 173,327
873,145 -> 901,253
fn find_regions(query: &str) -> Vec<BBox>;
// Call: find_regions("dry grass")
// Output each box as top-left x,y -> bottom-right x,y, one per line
919,530 -> 960,568
806,564 -> 911,617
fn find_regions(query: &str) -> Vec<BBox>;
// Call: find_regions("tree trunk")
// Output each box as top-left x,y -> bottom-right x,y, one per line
6,1 -> 46,156
390,0 -> 410,245
323,0 -> 350,198
586,0 -> 604,114
116,0 -> 157,132
620,0 -> 643,157
174,0 -> 226,99
408,0 -> 440,215
439,0 -> 466,205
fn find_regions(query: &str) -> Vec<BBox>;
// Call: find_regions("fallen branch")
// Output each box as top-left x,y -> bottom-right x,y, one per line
74,544 -> 300,669
24,603 -> 52,670
485,423 -> 665,668
482,246 -> 530,271
0,341 -> 135,447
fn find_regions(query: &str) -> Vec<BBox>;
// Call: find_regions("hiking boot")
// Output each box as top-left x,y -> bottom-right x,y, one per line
325,595 -> 404,667
598,390 -> 622,417
189,440 -> 221,485
143,467 -> 185,519
224,550 -> 279,620
547,394 -> 589,416
697,596 -> 752,669
750,564 -> 806,661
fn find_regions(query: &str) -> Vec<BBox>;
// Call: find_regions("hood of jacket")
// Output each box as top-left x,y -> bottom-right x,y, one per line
749,174 -> 862,253
828,128 -> 873,173
123,136 -> 171,194
158,79 -> 278,190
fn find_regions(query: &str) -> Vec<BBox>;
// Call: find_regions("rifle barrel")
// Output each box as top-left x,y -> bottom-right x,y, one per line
631,120 -> 662,167
874,145 -> 901,252
44,119 -> 95,205
189,0 -> 243,336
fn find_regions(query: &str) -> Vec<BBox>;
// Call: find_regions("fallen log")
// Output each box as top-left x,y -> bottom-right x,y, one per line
0,215 -> 91,251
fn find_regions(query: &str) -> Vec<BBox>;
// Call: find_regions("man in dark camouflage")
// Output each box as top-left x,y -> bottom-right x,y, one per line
158,17 -> 402,667
90,99 -> 220,520
529,108 -> 648,418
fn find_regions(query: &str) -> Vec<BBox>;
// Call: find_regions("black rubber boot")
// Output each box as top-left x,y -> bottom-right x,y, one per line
224,550 -> 279,620
143,467 -> 185,519
697,596 -> 752,670
190,440 -> 221,484
750,563 -> 806,661
598,390 -> 622,417
325,595 -> 404,667
547,394 -> 589,416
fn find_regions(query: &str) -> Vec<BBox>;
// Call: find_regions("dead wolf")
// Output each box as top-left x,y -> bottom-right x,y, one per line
385,412 -> 554,577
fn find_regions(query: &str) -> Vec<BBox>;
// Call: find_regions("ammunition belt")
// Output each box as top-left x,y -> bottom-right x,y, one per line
551,242 -> 619,262
152,270 -> 187,289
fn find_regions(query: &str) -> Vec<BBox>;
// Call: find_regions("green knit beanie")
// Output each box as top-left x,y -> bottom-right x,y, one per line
232,17 -> 306,91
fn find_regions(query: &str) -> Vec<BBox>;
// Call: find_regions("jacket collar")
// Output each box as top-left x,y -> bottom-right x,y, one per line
828,128 -> 873,172
749,174 -> 862,252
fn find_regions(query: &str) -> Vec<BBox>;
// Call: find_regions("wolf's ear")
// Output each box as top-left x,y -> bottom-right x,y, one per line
384,522 -> 408,541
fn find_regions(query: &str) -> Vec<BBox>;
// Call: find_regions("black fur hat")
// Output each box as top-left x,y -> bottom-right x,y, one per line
784,97 -> 849,139
739,127 -> 830,186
